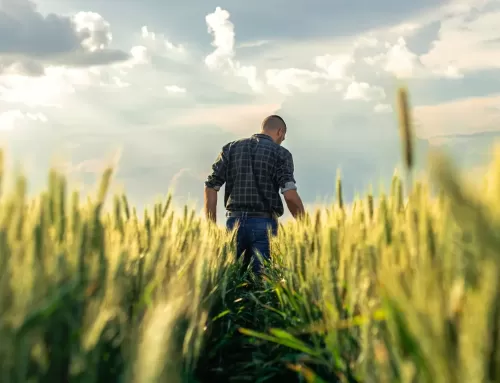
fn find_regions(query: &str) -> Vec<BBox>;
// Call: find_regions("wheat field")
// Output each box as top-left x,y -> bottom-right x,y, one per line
0,89 -> 500,383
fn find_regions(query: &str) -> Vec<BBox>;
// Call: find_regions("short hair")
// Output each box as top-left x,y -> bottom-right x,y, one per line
262,115 -> 287,131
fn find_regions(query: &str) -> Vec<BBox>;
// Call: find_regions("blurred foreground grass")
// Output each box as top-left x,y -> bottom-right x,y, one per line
1,89 -> 500,383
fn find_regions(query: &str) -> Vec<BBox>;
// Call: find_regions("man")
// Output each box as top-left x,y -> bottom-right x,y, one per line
204,115 -> 305,276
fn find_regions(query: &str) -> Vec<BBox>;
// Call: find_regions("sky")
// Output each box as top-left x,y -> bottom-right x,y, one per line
1,0 -> 500,219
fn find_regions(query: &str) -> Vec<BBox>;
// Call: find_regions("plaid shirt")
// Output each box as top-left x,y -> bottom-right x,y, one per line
205,133 -> 297,217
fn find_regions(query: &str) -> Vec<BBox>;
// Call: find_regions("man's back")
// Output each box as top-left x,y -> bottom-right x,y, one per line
205,133 -> 296,217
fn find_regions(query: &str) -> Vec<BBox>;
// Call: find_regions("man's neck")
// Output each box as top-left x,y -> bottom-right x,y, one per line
255,132 -> 275,142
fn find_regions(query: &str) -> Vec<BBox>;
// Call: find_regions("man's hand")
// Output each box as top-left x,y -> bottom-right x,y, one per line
204,186 -> 218,223
283,189 -> 305,220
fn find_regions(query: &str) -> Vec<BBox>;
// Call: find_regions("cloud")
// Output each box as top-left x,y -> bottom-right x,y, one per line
315,54 -> 354,80
165,85 -> 186,94
0,66 -> 102,107
204,7 -> 263,92
359,36 -> 427,79
383,37 -> 419,78
204,7 -> 235,70
264,55 -> 355,95
0,19 -> 191,109
355,0 -> 500,80
140,26 -> 185,57
0,0 -> 129,75
311,0 -> 493,83
237,40 -> 270,49
419,2 -> 500,76
344,81 -> 386,101
0,109 -> 47,130
389,22 -> 422,36
374,103 -> 393,113
265,68 -> 324,95
203,7 -> 361,96
354,35 -> 380,48
415,94 -> 500,139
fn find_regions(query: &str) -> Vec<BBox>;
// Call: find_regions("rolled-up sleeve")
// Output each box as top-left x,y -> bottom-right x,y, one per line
276,149 -> 297,194
205,144 -> 229,191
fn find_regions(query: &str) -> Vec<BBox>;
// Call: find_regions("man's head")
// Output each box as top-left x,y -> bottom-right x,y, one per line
261,115 -> 287,145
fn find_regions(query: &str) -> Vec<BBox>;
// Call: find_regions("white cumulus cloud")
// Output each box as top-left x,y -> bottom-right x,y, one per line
344,81 -> 386,101
265,68 -> 324,95
165,85 -> 186,94
72,12 -> 113,52
203,7 -> 264,92
204,7 -> 235,70
140,26 -> 185,56
315,54 -> 353,80
383,37 -> 419,78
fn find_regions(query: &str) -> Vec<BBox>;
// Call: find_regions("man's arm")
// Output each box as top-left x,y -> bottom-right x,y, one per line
283,189 -> 305,219
204,145 -> 229,223
276,150 -> 305,219
204,186 -> 218,223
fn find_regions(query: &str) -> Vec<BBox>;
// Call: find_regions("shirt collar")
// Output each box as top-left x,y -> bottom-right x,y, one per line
252,133 -> 273,141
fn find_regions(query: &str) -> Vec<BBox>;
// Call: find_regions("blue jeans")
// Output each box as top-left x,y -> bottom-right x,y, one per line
226,216 -> 278,275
